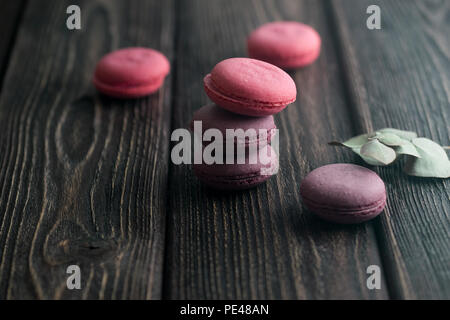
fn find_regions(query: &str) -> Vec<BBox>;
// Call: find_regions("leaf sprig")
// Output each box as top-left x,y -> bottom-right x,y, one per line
329,128 -> 450,178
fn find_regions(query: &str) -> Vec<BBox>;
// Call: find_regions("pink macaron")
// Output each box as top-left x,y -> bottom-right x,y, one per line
203,58 -> 297,116
190,104 -> 276,147
193,144 -> 279,190
247,22 -> 321,69
300,164 -> 386,224
94,47 -> 170,98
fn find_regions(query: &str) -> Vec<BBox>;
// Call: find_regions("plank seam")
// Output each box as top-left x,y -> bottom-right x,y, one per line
324,0 -> 393,299
161,0 -> 180,300
0,0 -> 28,93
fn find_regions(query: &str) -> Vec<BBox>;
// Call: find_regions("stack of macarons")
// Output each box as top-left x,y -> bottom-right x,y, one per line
191,57 -> 297,189
91,29 -> 386,224
191,21 -> 321,190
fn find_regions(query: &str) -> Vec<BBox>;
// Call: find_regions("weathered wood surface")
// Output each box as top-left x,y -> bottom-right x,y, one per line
0,0 -> 448,300
164,0 -> 387,299
330,0 -> 450,299
0,0 -> 174,299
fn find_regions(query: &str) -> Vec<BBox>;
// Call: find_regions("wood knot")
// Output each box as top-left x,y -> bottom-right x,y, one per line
60,237 -> 118,260
45,236 -> 119,266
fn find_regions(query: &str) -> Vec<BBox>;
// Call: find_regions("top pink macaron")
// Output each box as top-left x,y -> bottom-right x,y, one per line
247,22 -> 321,69
94,47 -> 170,98
204,58 -> 297,116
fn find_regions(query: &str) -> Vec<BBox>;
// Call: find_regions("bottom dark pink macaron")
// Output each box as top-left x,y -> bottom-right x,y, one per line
193,145 -> 278,190
300,163 -> 386,224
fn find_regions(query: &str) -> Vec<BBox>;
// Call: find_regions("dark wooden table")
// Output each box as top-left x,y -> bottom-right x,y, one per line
0,0 -> 448,300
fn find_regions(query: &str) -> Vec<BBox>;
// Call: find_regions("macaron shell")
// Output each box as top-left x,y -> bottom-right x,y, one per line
94,47 -> 170,98
190,104 -> 276,146
300,163 -> 386,224
247,21 -> 321,68
204,58 -> 297,116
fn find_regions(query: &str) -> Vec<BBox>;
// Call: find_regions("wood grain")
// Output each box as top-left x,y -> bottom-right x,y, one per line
0,0 -> 174,299
329,0 -> 450,299
0,0 -> 447,300
163,0 -> 388,299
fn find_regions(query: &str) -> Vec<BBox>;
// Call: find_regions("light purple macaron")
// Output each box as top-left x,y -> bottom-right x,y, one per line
190,104 -> 276,147
300,163 -> 386,224
193,144 -> 279,190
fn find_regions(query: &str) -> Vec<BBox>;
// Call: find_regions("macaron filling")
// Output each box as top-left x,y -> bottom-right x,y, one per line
301,194 -> 386,215
93,76 -> 165,98
249,51 -> 320,69
204,74 -> 295,108
189,104 -> 276,147
190,120 -> 276,146
193,145 -> 279,190
304,198 -> 386,224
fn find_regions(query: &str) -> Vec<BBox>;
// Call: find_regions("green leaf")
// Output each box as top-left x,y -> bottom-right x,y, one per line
394,140 -> 421,158
352,147 -> 387,166
404,138 -> 450,178
328,133 -> 369,148
378,128 -> 417,141
369,132 -> 403,146
360,140 -> 397,165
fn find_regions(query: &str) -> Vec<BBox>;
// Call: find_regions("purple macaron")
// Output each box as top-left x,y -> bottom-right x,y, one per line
193,145 -> 279,190
300,163 -> 386,224
190,104 -> 276,147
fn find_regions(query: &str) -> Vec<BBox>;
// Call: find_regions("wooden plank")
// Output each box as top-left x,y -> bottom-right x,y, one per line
0,0 -> 174,299
329,0 -> 450,299
164,0 -> 388,299
0,0 -> 26,87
